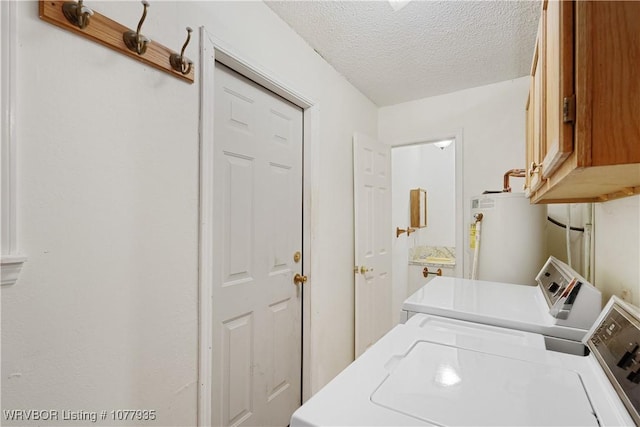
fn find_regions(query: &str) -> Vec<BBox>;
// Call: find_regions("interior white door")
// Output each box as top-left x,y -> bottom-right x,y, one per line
353,133 -> 393,358
212,62 -> 303,427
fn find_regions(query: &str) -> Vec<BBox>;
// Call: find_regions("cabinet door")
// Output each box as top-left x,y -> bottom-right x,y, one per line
586,1 -> 640,167
527,20 -> 544,193
541,0 -> 574,179
525,91 -> 534,194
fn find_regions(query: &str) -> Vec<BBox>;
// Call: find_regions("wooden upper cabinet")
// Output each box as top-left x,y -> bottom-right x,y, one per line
527,1 -> 640,203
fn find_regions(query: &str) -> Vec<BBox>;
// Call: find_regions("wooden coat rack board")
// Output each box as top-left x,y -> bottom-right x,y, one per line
39,0 -> 195,83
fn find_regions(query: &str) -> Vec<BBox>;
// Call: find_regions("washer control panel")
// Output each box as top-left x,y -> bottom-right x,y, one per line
588,299 -> 640,424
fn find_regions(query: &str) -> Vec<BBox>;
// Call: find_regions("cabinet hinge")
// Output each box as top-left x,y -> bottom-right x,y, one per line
563,95 -> 576,124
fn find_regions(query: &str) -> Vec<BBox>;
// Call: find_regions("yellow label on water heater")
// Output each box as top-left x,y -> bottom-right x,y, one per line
469,224 -> 476,249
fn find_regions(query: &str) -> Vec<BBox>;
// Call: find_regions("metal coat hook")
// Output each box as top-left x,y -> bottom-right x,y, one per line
62,0 -> 94,29
123,1 -> 150,55
170,27 -> 193,75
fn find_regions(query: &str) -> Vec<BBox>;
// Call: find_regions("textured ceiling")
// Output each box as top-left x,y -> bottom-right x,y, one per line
265,0 -> 541,106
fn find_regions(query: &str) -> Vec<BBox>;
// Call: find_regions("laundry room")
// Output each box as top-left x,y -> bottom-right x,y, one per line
1,1 -> 639,426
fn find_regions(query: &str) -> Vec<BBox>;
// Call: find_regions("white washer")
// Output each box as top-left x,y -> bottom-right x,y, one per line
291,297 -> 638,426
401,256 -> 601,353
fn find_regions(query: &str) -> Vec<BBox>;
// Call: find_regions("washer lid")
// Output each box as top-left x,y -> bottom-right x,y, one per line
403,277 -> 588,341
371,341 -> 598,426
404,277 -> 544,324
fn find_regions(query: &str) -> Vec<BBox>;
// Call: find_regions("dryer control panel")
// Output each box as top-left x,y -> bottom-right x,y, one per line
588,297 -> 640,425
535,256 -> 601,329
537,256 -> 576,309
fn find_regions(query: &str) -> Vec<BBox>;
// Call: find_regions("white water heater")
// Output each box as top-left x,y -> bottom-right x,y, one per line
470,192 -> 546,285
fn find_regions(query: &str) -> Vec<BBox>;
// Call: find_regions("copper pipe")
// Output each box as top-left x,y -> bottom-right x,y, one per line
503,168 -> 527,192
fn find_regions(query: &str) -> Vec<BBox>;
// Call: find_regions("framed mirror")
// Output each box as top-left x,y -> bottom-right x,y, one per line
410,188 -> 427,228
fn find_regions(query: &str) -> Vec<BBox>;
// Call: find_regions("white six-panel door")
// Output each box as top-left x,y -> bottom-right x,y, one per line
353,133 -> 393,358
212,62 -> 303,427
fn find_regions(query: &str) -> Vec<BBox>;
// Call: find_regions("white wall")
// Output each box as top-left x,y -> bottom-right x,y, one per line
594,197 -> 640,305
391,143 -> 455,322
546,203 -> 586,276
380,77 -> 531,278
543,198 -> 640,307
2,1 -> 377,424
412,144 -> 456,247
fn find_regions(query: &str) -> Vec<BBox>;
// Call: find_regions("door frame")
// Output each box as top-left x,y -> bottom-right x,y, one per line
390,129 -> 465,279
198,27 -> 317,426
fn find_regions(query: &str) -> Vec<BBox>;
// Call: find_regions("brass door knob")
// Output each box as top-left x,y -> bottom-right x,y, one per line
353,266 -> 373,275
359,266 -> 373,275
293,273 -> 308,286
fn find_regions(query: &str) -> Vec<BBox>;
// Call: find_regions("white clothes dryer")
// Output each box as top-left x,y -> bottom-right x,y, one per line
291,297 -> 638,426
401,256 -> 601,354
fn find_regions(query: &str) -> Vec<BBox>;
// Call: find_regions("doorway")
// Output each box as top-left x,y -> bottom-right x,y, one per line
353,133 -> 393,358
390,134 -> 463,323
212,62 -> 303,426
198,30 -> 317,426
